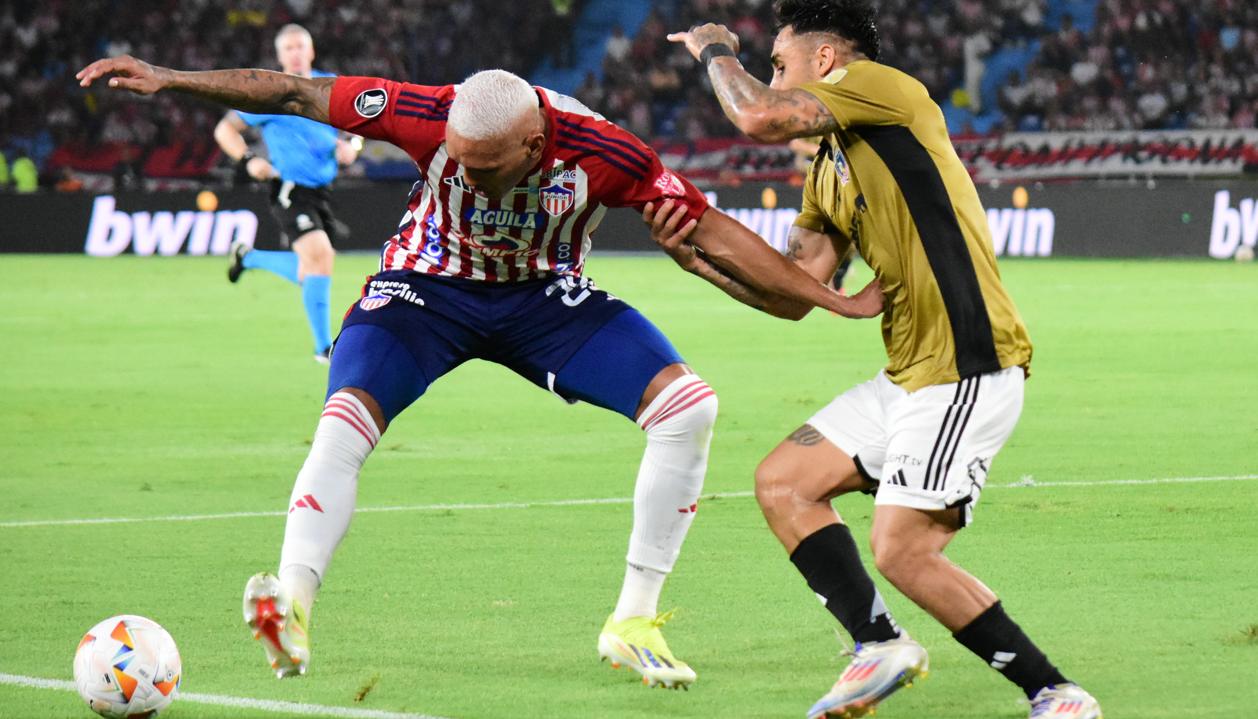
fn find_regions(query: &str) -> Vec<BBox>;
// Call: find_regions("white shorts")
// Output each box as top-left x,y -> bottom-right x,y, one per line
807,366 -> 1025,527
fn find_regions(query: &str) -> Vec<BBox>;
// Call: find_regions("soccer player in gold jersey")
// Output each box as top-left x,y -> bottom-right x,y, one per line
651,1 -> 1103,717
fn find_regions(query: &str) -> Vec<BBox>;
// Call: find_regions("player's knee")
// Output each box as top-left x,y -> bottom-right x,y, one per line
296,233 -> 335,272
307,248 -> 335,273
870,533 -> 920,586
640,376 -> 717,440
754,456 -> 794,513
870,535 -> 900,581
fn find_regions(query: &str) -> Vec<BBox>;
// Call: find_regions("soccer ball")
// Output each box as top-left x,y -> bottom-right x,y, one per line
73,615 -> 181,718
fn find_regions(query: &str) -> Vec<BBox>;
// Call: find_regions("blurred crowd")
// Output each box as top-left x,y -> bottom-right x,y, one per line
581,0 -> 1258,138
998,0 -> 1258,130
0,0 -> 567,188
2,0 -> 1255,189
577,0 -> 1048,141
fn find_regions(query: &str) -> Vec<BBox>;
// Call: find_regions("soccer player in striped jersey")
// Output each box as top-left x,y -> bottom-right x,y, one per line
659,1 -> 1103,717
77,54 -> 881,690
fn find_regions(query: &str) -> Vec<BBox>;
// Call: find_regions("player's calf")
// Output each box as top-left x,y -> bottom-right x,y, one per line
627,373 -> 717,574
600,374 -> 716,688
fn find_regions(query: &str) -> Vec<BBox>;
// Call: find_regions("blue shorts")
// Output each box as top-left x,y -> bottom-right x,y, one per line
326,271 -> 685,422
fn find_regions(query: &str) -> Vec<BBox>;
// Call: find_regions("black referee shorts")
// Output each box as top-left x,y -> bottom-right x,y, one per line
263,180 -> 346,249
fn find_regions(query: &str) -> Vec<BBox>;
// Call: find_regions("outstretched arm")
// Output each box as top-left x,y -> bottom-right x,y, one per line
77,55 -> 334,123
645,201 -> 881,320
667,24 -> 838,143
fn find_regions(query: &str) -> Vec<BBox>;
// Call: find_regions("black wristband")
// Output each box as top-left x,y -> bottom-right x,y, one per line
239,150 -> 256,168
700,43 -> 736,67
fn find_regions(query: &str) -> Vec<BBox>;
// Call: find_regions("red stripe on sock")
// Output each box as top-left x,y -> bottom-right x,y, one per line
324,396 -> 374,429
322,400 -> 375,441
638,380 -> 707,429
321,409 -> 376,447
324,397 -> 379,442
644,389 -> 715,432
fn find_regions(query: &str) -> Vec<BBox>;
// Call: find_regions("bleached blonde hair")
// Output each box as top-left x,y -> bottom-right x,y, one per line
448,70 -> 538,141
274,24 -> 313,50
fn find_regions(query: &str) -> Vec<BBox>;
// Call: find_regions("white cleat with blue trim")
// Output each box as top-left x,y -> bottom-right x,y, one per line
1029,683 -> 1102,718
807,635 -> 928,718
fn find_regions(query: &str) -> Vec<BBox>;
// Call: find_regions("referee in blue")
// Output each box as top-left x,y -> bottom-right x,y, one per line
214,23 -> 361,363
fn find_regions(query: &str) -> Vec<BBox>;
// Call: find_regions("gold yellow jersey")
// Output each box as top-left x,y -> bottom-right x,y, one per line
795,60 -> 1032,391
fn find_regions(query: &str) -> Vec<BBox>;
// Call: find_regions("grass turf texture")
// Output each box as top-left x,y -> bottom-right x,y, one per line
0,253 -> 1255,719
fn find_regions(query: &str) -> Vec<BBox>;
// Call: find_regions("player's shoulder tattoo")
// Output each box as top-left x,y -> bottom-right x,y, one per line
787,424 -> 825,446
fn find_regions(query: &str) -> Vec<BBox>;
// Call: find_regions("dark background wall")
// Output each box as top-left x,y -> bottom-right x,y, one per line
3,180 -> 1256,259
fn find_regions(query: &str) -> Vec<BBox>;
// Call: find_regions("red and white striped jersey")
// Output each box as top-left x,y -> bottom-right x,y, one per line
328,76 -> 709,282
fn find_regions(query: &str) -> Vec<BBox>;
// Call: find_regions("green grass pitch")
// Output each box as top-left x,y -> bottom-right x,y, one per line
0,251 -> 1255,718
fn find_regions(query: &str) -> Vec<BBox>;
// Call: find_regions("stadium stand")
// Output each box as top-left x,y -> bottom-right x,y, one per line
1,0 -> 1254,187
1,0 -> 571,187
580,0 -> 1258,138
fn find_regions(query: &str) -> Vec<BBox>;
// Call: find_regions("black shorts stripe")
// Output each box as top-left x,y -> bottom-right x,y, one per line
853,125 -> 1002,379
924,379 -> 968,489
934,376 -> 981,491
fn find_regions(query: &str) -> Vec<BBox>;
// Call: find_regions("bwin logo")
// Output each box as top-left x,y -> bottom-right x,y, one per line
1208,190 -> 1258,259
84,195 -> 258,257
986,207 -> 1054,257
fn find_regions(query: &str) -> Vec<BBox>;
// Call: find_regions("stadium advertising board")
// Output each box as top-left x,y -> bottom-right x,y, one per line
644,131 -> 1258,185
0,181 -> 1254,259
956,129 -> 1258,183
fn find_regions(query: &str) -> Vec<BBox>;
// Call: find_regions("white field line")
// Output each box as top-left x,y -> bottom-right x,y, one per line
0,672 -> 450,719
1,473 -> 1255,530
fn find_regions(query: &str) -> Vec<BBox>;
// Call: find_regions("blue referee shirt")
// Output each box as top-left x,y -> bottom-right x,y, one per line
237,69 -> 340,189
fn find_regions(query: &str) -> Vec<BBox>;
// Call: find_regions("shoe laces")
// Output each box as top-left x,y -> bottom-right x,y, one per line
650,608 -> 678,628
833,628 -> 858,659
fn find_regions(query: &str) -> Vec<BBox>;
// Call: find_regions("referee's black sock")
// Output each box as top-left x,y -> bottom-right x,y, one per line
789,523 -> 901,644
953,601 -> 1070,699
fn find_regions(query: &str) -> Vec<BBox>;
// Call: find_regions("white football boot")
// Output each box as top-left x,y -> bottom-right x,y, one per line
242,572 -> 310,678
806,635 -> 929,718
1029,684 -> 1102,718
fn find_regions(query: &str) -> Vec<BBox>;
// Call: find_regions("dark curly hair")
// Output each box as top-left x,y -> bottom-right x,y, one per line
774,0 -> 881,61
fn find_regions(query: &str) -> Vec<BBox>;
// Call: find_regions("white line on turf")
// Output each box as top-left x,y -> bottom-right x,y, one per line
0,672 -> 451,719
1,473 -> 1255,530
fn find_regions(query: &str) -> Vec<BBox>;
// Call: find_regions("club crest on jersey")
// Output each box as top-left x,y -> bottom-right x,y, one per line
354,88 -> 388,118
540,181 -> 575,217
358,293 -> 392,311
832,145 -> 852,186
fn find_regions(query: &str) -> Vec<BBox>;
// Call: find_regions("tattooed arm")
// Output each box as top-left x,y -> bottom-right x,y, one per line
706,61 -> 836,143
644,201 -> 882,320
667,24 -> 838,143
77,55 -> 334,123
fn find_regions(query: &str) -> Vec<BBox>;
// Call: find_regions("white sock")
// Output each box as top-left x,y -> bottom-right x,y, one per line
280,565 -> 320,615
614,563 -> 667,621
278,392 -> 380,612
614,375 -> 717,621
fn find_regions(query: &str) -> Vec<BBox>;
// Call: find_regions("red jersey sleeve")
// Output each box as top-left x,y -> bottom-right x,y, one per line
567,117 -> 709,224
327,76 -> 452,159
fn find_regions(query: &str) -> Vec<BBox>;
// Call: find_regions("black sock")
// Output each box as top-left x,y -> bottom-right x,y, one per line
953,601 -> 1069,699
789,523 -> 901,644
